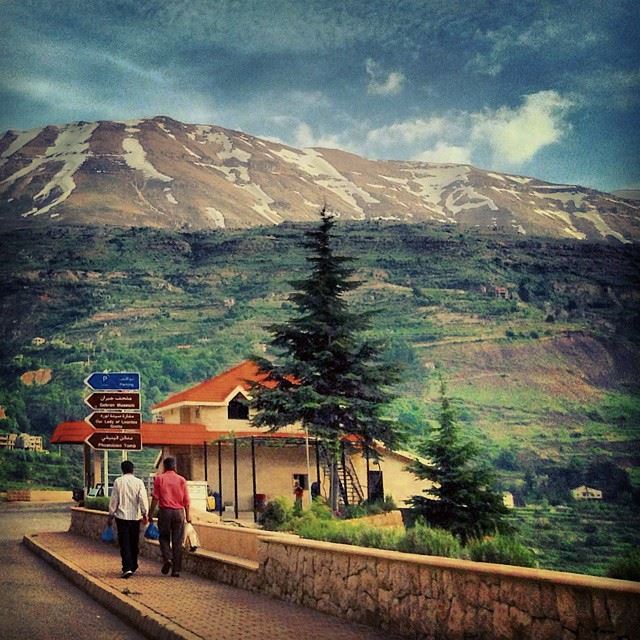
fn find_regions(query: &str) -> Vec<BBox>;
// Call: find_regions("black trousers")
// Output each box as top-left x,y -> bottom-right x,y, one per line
115,518 -> 141,573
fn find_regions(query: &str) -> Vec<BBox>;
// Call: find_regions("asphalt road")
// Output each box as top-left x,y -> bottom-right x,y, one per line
0,501 -> 146,640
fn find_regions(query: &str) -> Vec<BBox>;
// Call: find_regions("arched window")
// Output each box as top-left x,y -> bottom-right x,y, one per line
228,393 -> 249,420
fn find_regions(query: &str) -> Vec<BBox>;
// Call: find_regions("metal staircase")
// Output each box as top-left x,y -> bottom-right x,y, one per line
318,442 -> 365,508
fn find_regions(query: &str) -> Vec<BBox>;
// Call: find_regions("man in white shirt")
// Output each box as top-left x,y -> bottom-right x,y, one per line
108,460 -> 149,578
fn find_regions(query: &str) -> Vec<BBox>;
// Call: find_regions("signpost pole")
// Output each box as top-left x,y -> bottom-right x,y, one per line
103,450 -> 109,492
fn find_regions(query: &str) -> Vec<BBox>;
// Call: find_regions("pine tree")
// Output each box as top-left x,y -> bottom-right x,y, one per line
408,383 -> 510,542
250,208 -> 401,507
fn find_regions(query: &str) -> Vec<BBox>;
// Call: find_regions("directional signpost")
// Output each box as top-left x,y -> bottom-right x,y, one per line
86,431 -> 142,450
84,371 -> 142,452
85,411 -> 142,430
85,392 -> 141,411
84,372 -> 140,390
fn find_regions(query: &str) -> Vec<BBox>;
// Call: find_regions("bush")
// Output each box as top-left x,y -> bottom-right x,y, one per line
398,519 -> 463,558
607,549 -> 640,581
467,534 -> 537,568
258,496 -> 292,531
84,497 -> 110,512
343,495 -> 397,519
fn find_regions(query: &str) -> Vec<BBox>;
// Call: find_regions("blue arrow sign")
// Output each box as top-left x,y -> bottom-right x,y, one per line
85,372 -> 140,391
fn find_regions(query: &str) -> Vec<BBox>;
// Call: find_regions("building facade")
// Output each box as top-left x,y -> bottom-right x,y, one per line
151,361 -> 429,514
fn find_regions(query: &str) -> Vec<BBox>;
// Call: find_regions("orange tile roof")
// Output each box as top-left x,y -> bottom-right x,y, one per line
51,421 -> 308,446
51,421 -> 211,446
152,360 -> 274,410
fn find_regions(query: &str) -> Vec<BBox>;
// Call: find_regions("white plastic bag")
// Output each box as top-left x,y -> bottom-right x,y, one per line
183,522 -> 200,551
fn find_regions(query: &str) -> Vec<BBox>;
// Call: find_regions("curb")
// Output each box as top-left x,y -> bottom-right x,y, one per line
23,534 -> 202,640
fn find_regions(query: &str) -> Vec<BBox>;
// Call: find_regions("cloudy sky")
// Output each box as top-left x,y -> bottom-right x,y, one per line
1,0 -> 638,192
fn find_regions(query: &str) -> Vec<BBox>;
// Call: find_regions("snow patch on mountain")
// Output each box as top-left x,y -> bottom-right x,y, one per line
534,207 -> 586,240
15,122 -> 98,217
272,147 -> 379,213
0,128 -> 42,166
575,211 -> 630,244
164,188 -> 178,204
205,207 -> 225,228
122,136 -> 172,182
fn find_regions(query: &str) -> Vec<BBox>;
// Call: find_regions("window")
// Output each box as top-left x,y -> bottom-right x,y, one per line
293,473 -> 308,490
228,393 -> 249,420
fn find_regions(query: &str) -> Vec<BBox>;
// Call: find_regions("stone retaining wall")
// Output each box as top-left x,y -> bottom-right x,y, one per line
69,507 -> 262,591
69,508 -> 640,640
7,489 -> 73,502
258,537 -> 640,640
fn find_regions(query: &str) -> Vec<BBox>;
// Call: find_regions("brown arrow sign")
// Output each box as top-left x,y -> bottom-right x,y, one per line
85,431 -> 142,450
85,412 -> 141,430
84,392 -> 140,411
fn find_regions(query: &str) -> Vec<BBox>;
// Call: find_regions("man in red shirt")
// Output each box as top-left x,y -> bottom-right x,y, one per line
149,457 -> 191,577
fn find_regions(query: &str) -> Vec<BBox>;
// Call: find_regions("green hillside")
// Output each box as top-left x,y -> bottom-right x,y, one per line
1,222 -> 639,503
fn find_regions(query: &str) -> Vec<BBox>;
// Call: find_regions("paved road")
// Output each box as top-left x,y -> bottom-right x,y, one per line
0,502 -> 146,640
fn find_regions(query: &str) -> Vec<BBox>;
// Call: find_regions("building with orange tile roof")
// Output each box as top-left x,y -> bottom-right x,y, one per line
52,360 -> 430,519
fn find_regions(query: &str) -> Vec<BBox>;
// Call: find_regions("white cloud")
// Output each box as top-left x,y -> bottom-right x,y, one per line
365,58 -> 405,96
294,122 -> 343,149
471,90 -> 573,164
366,116 -> 449,145
360,90 -> 573,168
413,142 -> 472,164
469,19 -> 606,76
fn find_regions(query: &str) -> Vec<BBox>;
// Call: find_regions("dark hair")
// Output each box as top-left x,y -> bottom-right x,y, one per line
121,460 -> 134,474
163,457 -> 176,471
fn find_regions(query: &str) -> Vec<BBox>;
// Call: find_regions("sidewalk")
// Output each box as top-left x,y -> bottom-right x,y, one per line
24,532 -> 399,640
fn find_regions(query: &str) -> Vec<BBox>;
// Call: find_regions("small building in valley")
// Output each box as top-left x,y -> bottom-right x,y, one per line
571,485 -> 603,501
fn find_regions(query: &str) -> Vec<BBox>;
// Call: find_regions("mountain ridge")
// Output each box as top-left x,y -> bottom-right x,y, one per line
1,115 -> 638,242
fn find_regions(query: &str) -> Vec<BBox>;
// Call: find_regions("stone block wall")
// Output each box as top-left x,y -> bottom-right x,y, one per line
258,536 -> 640,640
69,508 -> 640,639
7,489 -> 72,502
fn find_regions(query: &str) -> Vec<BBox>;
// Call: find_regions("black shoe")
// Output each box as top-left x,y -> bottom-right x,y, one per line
171,572 -> 180,578
121,570 -> 133,579
161,561 -> 171,575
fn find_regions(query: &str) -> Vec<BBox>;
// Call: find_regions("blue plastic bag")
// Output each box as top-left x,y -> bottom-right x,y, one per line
144,522 -> 160,540
101,525 -> 114,543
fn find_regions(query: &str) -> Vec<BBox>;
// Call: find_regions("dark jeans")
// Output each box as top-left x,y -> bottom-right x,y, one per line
115,518 -> 141,573
158,507 -> 185,572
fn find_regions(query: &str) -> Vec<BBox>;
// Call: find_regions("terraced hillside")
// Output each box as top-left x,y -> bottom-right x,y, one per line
509,503 -> 640,576
0,222 -> 638,485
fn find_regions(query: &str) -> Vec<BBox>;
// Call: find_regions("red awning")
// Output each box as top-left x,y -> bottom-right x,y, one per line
51,421 -> 309,446
51,421 -> 209,446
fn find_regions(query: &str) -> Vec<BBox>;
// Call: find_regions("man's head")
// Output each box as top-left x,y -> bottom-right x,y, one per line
163,457 -> 176,471
121,460 -> 134,474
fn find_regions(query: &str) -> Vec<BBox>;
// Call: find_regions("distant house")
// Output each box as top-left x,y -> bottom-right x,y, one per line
502,491 -> 515,508
571,485 -> 603,501
0,434 -> 18,449
494,286 -> 509,299
31,337 -> 46,346
0,433 -> 43,451
16,433 -> 44,451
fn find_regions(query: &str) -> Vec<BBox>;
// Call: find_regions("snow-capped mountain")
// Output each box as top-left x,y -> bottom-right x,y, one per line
1,116 -> 638,242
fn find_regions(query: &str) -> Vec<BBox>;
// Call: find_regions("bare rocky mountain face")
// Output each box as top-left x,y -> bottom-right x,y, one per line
1,115 -> 638,242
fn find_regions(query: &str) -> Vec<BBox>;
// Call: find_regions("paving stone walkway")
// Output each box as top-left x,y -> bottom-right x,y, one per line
26,532 -> 400,640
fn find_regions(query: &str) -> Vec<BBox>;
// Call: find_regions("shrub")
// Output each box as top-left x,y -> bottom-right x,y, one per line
467,534 -> 537,568
398,519 -> 463,558
84,496 -> 110,512
343,495 -> 397,519
607,549 -> 640,581
258,496 -> 292,531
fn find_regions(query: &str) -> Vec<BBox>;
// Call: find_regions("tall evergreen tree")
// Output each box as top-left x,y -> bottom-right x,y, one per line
408,382 -> 510,542
250,208 -> 401,506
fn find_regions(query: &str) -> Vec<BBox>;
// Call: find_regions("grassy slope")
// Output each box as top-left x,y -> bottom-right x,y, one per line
1,222 -> 638,460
